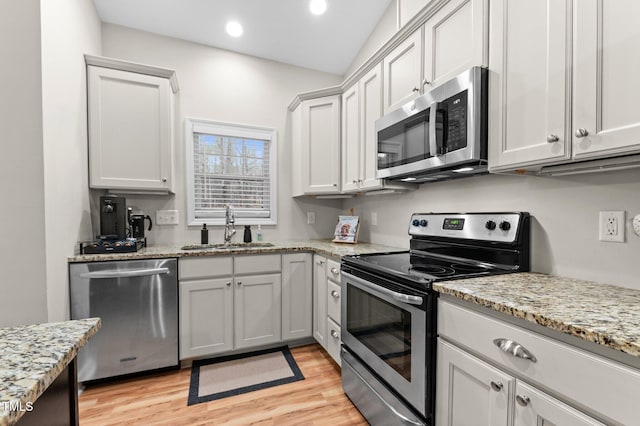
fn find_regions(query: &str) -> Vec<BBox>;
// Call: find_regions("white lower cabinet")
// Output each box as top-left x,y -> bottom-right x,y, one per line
179,254 -> 282,359
435,299 -> 639,425
313,255 -> 328,348
282,253 -> 313,340
436,339 -> 512,426
327,317 -> 341,367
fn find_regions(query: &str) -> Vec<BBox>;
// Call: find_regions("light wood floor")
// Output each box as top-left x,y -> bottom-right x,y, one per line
78,344 -> 367,425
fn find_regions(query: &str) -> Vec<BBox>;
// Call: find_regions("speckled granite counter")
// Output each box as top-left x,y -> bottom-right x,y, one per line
433,272 -> 640,359
68,239 -> 405,263
0,318 -> 100,425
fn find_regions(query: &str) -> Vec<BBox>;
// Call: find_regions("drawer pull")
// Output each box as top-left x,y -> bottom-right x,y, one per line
331,290 -> 340,299
516,394 -> 530,407
493,338 -> 537,363
331,329 -> 339,339
490,381 -> 503,392
331,267 -> 339,275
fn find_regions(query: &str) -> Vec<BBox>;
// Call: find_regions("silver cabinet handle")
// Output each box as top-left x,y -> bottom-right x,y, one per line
516,395 -> 530,407
493,338 -> 537,362
490,381 -> 503,391
226,282 -> 231,286
331,329 -> 339,339
423,79 -> 430,86
331,290 -> 340,299
412,87 -> 419,92
317,260 -> 325,266
237,281 -> 242,286
330,267 -> 339,275
162,177 -> 167,182
546,134 -> 559,143
79,267 -> 169,279
575,128 -> 589,138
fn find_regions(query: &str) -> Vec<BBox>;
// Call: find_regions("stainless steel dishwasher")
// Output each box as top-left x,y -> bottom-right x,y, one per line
69,258 -> 178,382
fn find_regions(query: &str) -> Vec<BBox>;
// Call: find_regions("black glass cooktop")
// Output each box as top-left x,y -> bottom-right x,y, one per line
343,251 -> 501,285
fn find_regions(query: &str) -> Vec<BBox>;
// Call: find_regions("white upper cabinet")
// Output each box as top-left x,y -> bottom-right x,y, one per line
383,31 -> 423,114
488,0 -> 571,171
398,0 -> 431,29
86,56 -> 178,193
423,0 -> 488,90
572,0 -> 640,160
300,95 -> 341,194
341,84 -> 361,193
490,0 -> 640,173
359,64 -> 386,190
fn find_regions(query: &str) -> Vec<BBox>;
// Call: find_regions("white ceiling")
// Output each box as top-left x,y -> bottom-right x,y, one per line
92,0 -> 395,75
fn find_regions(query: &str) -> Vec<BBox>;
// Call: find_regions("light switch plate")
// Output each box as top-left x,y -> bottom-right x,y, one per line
156,210 -> 179,225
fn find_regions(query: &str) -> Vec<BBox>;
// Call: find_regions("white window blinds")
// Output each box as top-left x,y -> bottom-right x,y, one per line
186,119 -> 277,225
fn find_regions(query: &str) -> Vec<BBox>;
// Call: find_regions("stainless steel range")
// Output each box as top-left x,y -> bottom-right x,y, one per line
340,212 -> 531,425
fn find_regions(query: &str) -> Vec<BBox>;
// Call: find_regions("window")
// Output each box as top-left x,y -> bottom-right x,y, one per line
186,119 -> 277,225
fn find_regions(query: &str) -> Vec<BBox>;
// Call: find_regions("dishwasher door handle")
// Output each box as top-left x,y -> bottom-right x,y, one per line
79,267 -> 170,279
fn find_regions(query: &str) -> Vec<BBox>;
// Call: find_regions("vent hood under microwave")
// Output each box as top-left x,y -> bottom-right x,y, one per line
376,67 -> 488,183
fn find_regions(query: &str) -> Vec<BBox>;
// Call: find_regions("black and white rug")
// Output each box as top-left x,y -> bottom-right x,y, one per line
188,346 -> 304,406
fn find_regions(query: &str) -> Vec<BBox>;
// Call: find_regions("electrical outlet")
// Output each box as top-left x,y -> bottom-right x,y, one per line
371,212 -> 378,226
156,209 -> 179,225
599,211 -> 625,242
307,211 -> 316,225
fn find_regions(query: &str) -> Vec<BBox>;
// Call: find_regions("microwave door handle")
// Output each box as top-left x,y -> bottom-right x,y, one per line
428,102 -> 439,156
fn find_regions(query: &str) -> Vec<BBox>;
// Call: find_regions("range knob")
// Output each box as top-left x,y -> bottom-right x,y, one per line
485,220 -> 496,230
412,219 -> 420,227
499,221 -> 511,231
419,219 -> 428,227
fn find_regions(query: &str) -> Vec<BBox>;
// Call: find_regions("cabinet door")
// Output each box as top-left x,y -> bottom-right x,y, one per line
383,31 -> 423,114
282,253 -> 312,340
301,96 -> 341,194
513,381 -> 604,426
573,1 -> 640,160
313,256 -> 328,349
87,66 -> 173,192
327,279 -> 341,324
359,63 -> 384,190
423,0 -> 488,90
234,274 -> 282,349
341,84 -> 361,193
488,0 -> 571,171
436,339 -> 512,426
179,278 -> 233,359
327,317 -> 341,367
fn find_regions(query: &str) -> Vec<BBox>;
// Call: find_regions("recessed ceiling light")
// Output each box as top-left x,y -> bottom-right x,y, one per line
226,21 -> 243,37
309,0 -> 327,15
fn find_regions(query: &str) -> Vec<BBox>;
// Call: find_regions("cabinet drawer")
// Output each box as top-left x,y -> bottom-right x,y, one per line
234,254 -> 281,275
438,299 -> 640,425
327,280 -> 341,324
327,317 -> 341,367
327,258 -> 341,282
179,256 -> 232,280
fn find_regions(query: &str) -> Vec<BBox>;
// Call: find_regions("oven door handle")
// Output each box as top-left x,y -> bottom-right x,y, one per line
343,272 -> 423,306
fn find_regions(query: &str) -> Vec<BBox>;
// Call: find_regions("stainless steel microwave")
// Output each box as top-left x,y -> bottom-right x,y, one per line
376,67 -> 488,182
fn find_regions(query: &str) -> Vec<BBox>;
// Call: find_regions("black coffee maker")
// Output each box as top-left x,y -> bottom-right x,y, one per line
128,210 -> 153,239
99,196 -> 127,240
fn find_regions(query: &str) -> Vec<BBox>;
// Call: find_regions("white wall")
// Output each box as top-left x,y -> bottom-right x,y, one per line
41,0 -> 102,322
344,171 -> 640,290
0,0 -> 48,326
344,0 -> 398,77
98,24 -> 344,246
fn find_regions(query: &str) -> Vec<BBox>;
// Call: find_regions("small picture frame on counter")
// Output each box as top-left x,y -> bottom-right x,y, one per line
333,215 -> 359,244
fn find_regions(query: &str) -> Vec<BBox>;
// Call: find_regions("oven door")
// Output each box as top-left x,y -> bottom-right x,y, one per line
341,271 -> 427,417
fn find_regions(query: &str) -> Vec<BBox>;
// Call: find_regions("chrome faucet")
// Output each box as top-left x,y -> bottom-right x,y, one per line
224,204 -> 236,244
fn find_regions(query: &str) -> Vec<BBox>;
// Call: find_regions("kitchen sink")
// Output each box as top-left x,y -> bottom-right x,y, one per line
180,242 -> 275,250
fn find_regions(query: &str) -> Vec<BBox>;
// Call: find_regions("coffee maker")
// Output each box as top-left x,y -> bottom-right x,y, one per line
128,210 -> 153,239
99,195 -> 127,239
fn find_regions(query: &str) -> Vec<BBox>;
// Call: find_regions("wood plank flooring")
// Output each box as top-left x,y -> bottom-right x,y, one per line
78,344 -> 367,425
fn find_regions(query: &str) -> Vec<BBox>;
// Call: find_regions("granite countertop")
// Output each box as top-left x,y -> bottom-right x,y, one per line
0,318 -> 101,426
433,272 -> 640,360
68,239 -> 406,263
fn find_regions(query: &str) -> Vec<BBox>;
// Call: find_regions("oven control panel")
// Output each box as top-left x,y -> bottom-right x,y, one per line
409,213 -> 524,243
